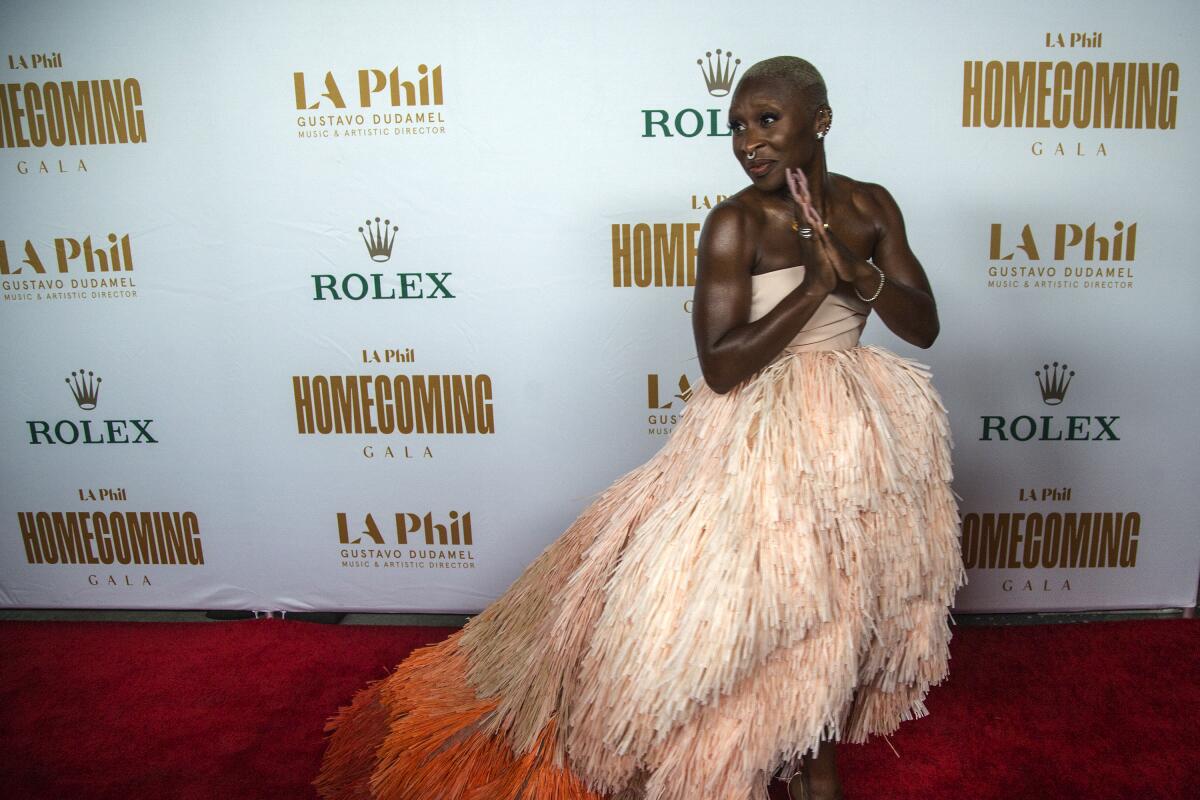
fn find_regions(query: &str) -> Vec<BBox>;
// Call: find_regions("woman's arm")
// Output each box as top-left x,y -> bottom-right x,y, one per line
852,184 -> 940,348
790,172 -> 939,350
691,204 -> 836,394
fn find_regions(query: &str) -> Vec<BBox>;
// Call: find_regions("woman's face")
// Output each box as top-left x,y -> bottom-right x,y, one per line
728,76 -> 821,191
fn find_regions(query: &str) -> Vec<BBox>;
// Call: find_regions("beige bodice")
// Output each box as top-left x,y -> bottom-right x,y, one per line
749,265 -> 869,352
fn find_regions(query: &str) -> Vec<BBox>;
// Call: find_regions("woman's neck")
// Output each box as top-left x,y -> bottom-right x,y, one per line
802,148 -> 831,217
761,147 -> 831,218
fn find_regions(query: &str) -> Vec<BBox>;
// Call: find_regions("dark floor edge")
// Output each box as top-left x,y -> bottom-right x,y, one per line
953,608 -> 1187,626
0,607 -> 1191,627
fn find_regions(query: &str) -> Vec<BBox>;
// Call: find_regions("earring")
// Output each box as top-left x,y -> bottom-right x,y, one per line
818,108 -> 833,140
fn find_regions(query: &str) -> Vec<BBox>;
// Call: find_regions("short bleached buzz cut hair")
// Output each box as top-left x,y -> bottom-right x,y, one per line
736,56 -> 829,112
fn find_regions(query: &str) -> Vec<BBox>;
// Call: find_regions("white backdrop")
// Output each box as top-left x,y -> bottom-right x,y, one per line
1,0 -> 1197,613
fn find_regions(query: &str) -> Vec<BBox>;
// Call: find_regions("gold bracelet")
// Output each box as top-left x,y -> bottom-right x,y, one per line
854,263 -> 885,303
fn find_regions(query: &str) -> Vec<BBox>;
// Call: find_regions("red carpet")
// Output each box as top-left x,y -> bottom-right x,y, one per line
0,617 -> 1195,799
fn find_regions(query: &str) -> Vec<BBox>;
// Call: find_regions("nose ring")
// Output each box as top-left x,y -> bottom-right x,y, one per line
746,150 -> 756,161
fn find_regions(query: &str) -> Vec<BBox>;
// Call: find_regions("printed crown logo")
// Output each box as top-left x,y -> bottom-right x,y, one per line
359,216 -> 399,262
65,368 -> 101,410
697,49 -> 740,97
1035,361 -> 1074,406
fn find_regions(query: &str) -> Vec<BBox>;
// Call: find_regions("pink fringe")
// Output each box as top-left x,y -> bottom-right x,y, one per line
318,346 -> 965,800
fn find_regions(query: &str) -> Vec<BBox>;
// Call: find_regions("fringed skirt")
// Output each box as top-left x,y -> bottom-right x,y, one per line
315,345 -> 965,800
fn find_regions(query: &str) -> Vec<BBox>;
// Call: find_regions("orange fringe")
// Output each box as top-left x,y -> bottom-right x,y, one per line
316,631 -> 605,800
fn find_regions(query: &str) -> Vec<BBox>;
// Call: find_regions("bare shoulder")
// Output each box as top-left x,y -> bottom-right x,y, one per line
705,189 -> 767,235
698,190 -> 764,270
832,174 -> 909,251
835,174 -> 902,220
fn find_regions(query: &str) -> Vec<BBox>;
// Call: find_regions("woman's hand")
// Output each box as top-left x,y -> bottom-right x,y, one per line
786,168 -> 864,289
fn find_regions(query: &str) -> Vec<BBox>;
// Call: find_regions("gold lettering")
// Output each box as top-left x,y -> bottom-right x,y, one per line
962,60 -> 1179,130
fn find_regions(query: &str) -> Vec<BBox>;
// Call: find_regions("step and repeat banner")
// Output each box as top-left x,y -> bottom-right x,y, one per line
1,0 -> 1197,613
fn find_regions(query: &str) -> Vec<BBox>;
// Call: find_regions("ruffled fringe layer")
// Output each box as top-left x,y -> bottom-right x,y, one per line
316,345 -> 965,800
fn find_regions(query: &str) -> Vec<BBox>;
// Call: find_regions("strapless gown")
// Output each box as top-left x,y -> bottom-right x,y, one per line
315,265 -> 965,800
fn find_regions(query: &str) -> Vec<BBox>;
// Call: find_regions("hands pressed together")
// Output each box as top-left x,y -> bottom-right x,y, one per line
785,168 -> 869,296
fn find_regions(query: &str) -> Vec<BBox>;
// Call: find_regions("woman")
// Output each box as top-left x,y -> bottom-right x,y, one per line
691,56 -> 964,799
315,56 -> 963,800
